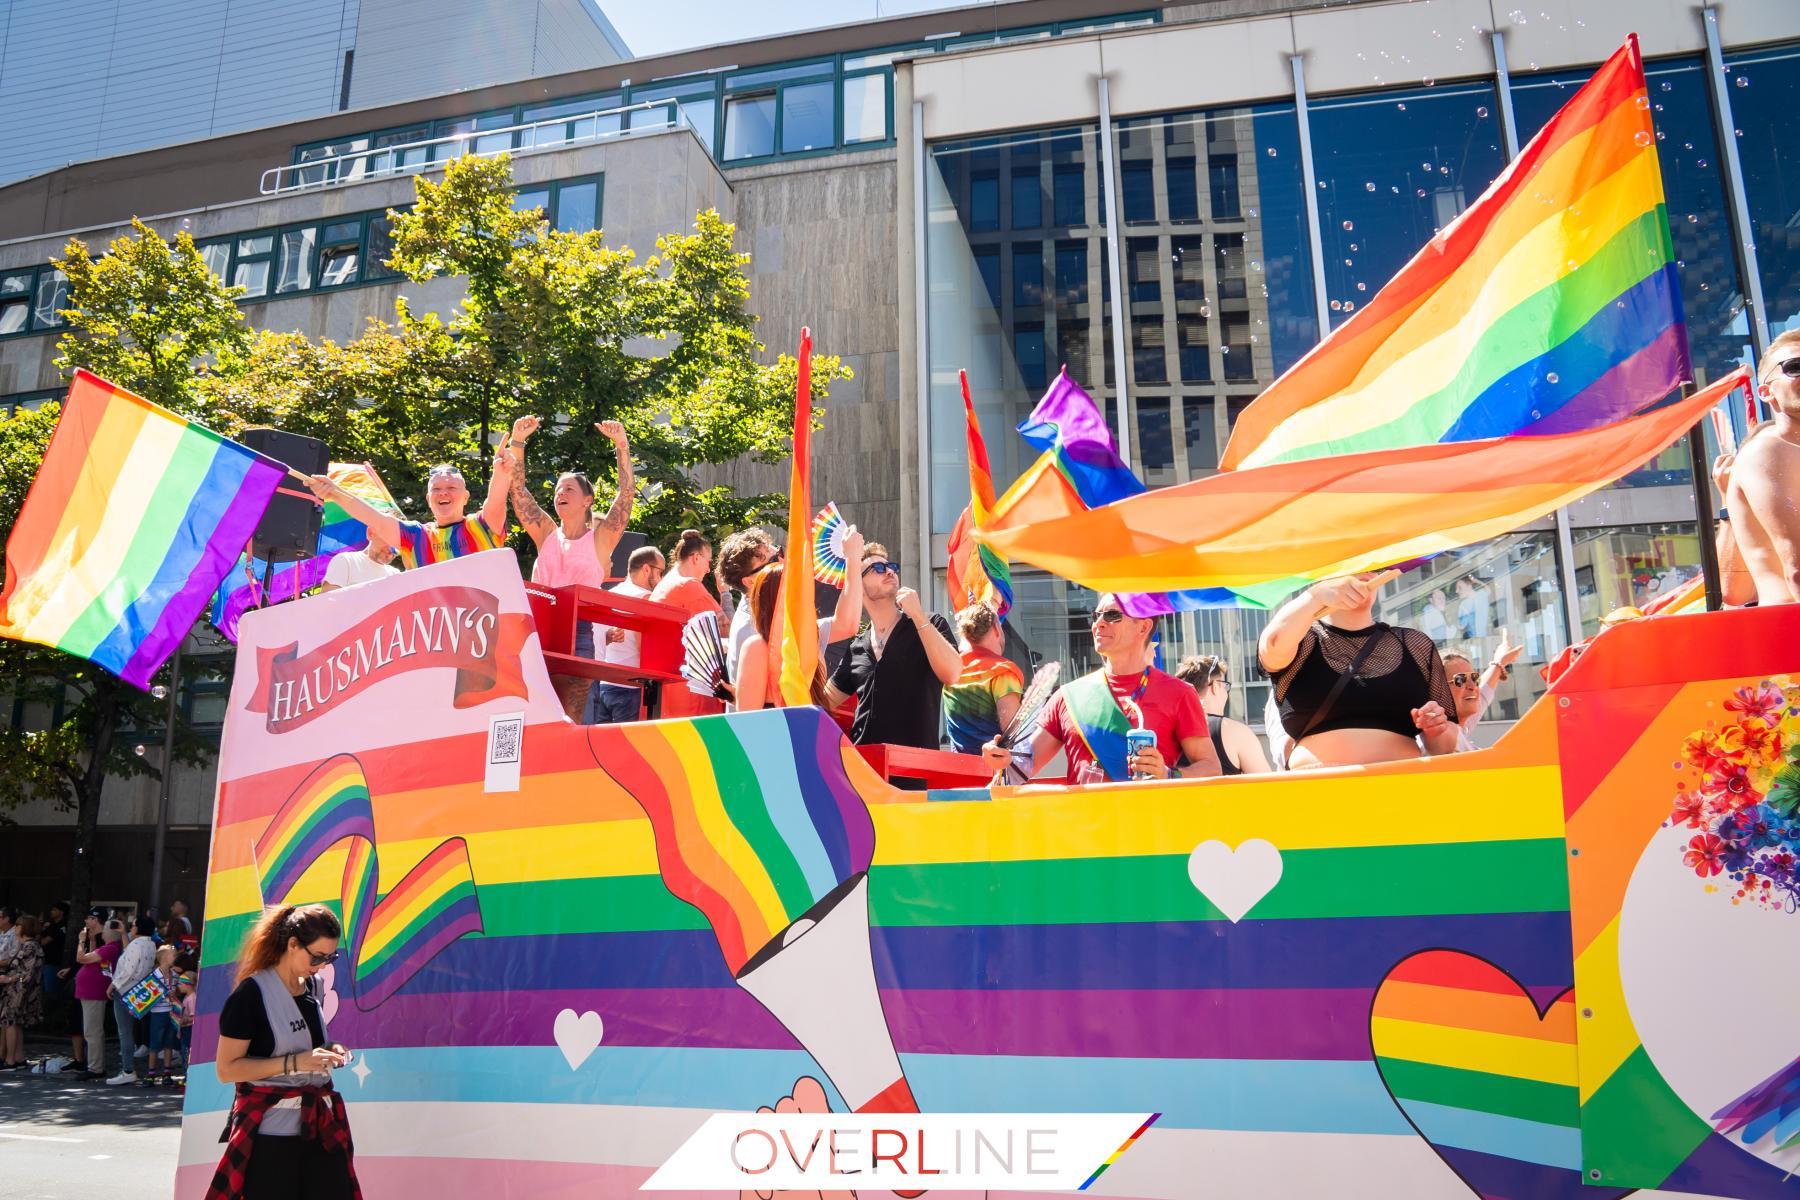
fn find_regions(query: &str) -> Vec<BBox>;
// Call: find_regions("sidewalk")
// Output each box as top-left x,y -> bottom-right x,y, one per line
0,1031 -> 185,1199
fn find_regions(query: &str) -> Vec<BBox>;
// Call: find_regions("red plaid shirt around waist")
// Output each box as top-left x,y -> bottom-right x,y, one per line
206,1082 -> 362,1200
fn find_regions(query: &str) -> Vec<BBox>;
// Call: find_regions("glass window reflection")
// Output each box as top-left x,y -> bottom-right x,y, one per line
1722,46 -> 1800,344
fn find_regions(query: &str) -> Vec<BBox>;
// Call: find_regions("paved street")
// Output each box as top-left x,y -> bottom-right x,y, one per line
0,1054 -> 183,1200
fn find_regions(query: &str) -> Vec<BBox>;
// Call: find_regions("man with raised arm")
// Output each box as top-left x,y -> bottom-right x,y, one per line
1729,329 -> 1800,605
307,451 -> 512,570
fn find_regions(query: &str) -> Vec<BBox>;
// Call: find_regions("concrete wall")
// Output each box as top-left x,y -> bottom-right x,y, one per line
701,148 -> 905,549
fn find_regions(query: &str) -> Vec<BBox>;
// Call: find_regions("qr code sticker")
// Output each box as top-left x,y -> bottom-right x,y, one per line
489,717 -> 523,765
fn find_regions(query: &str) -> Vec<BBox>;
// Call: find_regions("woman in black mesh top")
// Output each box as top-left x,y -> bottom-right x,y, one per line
1258,570 -> 1461,769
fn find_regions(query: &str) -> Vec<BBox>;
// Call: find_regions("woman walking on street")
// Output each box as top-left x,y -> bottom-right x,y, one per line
208,904 -> 360,1200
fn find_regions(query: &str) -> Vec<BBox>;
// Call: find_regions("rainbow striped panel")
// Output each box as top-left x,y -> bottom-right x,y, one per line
1222,37 -> 1686,471
0,369 -> 283,687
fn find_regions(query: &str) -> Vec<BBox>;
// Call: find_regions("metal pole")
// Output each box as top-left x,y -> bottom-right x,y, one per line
1290,54 -> 1332,341
1493,31 -> 1587,647
911,96 -> 933,596
1688,420 -> 1724,611
147,637 -> 182,916
1702,5 -> 1771,427
1096,76 -> 1132,468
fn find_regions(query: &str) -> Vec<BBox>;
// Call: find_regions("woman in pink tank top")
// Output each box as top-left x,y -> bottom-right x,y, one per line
501,416 -> 636,721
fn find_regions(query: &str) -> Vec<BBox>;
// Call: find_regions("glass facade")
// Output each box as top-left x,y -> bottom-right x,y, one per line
922,42 -> 1799,731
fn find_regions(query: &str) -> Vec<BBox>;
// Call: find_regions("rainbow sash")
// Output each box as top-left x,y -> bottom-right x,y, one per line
1060,670 -> 1134,783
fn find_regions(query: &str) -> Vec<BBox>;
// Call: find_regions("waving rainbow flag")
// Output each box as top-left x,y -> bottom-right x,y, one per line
777,329 -> 821,707
0,370 -> 283,687
945,370 -> 1015,620
1222,36 -> 1684,470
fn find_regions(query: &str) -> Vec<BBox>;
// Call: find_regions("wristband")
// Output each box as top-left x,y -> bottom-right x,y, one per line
1167,766 -> 1178,780
1717,507 -> 1729,523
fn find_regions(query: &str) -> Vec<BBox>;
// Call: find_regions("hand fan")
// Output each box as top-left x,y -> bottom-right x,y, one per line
998,661 -> 1061,749
811,501 -> 849,588
681,612 -> 734,701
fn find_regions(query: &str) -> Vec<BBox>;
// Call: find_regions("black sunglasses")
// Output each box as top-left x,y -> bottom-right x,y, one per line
1091,608 -> 1128,625
306,947 -> 340,967
1450,672 -> 1478,687
1765,356 -> 1800,383
862,561 -> 900,577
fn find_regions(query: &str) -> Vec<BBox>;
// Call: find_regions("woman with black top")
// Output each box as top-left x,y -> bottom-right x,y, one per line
209,904 -> 359,1200
1258,570 -> 1460,769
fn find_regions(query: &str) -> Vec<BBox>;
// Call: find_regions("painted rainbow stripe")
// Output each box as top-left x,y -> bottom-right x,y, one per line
1223,37 -> 1685,471
252,754 -> 483,1010
588,708 -> 876,974
0,369 -> 283,686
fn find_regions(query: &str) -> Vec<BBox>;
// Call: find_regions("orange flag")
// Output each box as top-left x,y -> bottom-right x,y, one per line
777,329 -> 821,707
980,371 -> 1742,595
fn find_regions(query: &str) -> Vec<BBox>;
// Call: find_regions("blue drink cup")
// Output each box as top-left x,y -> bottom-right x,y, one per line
1125,728 -> 1158,780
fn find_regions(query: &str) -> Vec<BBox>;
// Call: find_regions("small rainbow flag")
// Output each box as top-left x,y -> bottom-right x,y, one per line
591,708 -> 876,975
0,370 -> 284,687
1223,37 -> 1685,470
212,462 -> 402,641
254,755 -> 483,1010
945,370 -> 1014,621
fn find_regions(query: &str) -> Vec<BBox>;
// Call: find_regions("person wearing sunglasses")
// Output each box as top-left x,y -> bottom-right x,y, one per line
1725,329 -> 1800,606
823,544 -> 962,775
716,525 -> 866,712
307,447 -> 514,574
1441,626 -> 1523,752
1174,655 -> 1272,775
214,903 -> 359,1199
981,595 -> 1221,784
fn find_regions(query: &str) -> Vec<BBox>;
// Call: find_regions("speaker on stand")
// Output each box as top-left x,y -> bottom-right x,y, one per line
239,428 -> 330,606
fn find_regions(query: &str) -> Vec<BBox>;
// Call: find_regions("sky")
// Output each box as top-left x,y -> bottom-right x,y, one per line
602,0 -> 999,58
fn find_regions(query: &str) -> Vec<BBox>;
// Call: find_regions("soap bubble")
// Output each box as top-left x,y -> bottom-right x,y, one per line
1341,220 -> 1354,231
1546,371 -> 1560,384
1364,181 -> 1377,192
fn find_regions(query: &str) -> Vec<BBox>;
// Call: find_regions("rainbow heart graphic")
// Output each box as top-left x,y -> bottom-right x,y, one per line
1370,950 -> 1634,1200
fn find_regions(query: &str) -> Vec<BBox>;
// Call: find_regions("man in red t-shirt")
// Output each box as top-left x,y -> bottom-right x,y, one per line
981,594 -> 1220,784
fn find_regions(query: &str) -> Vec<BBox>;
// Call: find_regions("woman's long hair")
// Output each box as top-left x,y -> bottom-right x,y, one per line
234,904 -> 341,987
747,563 -> 828,708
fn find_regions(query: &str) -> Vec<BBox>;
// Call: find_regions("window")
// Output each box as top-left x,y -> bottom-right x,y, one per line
723,95 -> 776,161
1122,161 -> 1156,224
514,188 -> 550,215
973,248 -> 1001,308
1171,235 -> 1205,301
553,181 -> 600,233
1136,396 -> 1174,482
1128,238 -> 1161,303
365,214 -> 401,281
1167,157 -> 1199,223
1010,168 -> 1043,229
33,271 -> 68,329
969,174 -> 1000,232
1132,315 -> 1166,383
781,81 -> 834,153
276,228 -> 316,294
1053,166 -> 1085,226
680,98 -> 718,154
1178,314 -> 1210,382
1184,397 -> 1218,470
0,388 -> 63,415
1215,233 -> 1246,300
842,73 -> 887,143
1054,241 -> 1087,306
1728,46 -> 1800,345
318,222 -> 361,287
233,235 -> 274,298
523,94 -> 622,147
0,273 -> 29,335
1208,155 -> 1240,219
1013,322 -> 1047,391
1012,244 -> 1044,307
198,241 -> 231,282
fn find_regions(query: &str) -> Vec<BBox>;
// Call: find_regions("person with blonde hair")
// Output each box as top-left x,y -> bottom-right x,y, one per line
209,904 -> 358,1199
1727,328 -> 1800,605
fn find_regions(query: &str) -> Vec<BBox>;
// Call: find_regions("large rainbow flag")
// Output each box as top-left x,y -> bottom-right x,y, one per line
945,370 -> 1014,620
1222,36 -> 1683,470
211,461 -> 401,642
0,369 -> 283,687
778,328 -> 821,707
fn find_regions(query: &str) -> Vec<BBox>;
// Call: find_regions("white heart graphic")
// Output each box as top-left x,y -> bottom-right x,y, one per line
553,1009 -> 605,1070
1187,839 -> 1283,923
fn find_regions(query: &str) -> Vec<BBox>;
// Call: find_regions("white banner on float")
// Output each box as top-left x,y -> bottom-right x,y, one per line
643,1111 -> 1159,1191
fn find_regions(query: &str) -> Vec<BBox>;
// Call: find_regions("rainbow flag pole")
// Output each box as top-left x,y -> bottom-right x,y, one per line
0,370 -> 287,687
777,328 -> 821,707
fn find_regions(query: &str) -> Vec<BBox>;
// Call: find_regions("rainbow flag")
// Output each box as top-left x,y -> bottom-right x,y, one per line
253,754 -> 483,1010
945,370 -> 1014,620
211,462 -> 401,642
981,371 -> 1741,595
777,329 -> 821,707
0,369 -> 284,687
1223,36 -> 1684,470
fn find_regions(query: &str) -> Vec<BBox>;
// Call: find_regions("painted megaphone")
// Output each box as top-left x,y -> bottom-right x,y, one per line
590,709 -> 916,1115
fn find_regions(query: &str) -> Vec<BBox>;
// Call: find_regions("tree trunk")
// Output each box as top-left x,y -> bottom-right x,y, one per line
63,684 -> 118,969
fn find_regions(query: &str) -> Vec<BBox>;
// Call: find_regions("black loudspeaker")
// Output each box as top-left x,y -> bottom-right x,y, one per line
608,530 -> 649,581
240,428 -> 329,564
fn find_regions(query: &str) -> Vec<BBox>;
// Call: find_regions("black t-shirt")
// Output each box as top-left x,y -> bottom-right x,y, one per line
218,977 -> 326,1059
41,921 -> 66,965
829,612 -> 956,749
